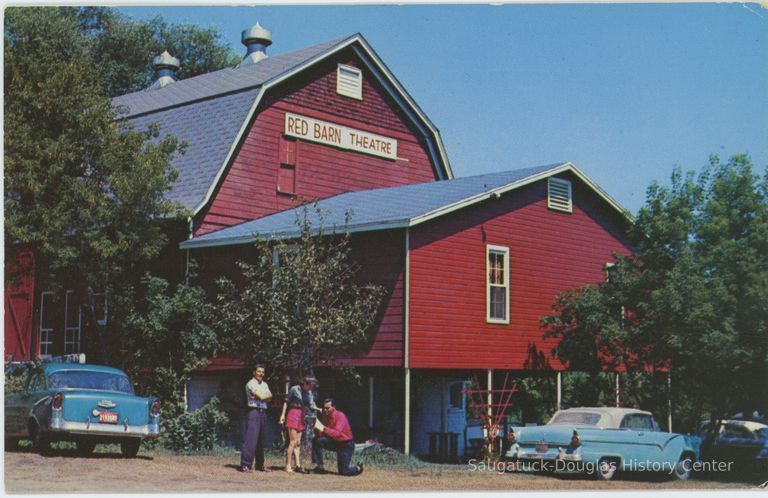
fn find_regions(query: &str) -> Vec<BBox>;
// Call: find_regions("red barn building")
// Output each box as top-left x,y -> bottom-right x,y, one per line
6,25 -> 633,457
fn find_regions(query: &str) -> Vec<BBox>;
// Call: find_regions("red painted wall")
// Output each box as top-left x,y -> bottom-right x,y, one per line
4,250 -> 35,361
195,49 -> 439,236
335,230 -> 405,367
191,229 -> 405,368
408,173 -> 633,370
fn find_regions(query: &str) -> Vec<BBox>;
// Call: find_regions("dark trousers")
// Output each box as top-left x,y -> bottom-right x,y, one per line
240,409 -> 267,469
312,436 -> 360,476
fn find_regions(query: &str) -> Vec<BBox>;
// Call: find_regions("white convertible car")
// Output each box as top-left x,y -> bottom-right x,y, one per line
503,407 -> 699,480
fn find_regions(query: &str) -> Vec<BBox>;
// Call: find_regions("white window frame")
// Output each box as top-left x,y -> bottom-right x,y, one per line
604,261 -> 616,281
64,290 -> 82,354
336,64 -> 363,100
39,291 -> 54,357
486,245 -> 510,324
548,177 -> 573,213
92,291 -> 108,326
447,381 -> 466,412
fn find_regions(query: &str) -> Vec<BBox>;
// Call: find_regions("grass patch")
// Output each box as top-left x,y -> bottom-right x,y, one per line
355,443 -> 427,469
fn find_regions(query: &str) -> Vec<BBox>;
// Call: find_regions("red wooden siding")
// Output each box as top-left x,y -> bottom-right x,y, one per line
190,229 -> 405,368
335,230 -> 405,367
4,250 -> 35,361
195,51 -> 438,236
408,174 -> 632,370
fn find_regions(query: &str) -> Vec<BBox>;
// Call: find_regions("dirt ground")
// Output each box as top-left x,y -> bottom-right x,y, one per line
3,446 -> 762,493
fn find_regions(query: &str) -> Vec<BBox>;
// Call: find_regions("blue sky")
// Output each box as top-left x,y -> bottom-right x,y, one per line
120,4 -> 767,214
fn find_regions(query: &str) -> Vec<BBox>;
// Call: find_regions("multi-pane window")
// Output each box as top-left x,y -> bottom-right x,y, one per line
39,291 -> 54,356
487,245 -> 510,324
64,291 -> 82,354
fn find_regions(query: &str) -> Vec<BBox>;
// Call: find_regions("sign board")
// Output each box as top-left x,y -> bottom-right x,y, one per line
284,112 -> 397,161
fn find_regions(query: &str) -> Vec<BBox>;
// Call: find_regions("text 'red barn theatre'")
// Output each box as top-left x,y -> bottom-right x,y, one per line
6,24 -> 633,459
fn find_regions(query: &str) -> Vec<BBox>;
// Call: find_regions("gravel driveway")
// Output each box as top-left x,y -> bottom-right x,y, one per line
3,446 -> 759,493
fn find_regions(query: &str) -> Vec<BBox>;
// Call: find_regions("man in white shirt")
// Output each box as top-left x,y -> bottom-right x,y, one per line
239,364 -> 272,472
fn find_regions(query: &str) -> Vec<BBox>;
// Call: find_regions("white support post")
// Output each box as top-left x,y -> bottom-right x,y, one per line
487,369 -> 493,420
369,375 -> 375,429
667,372 -> 673,433
556,372 -> 562,411
404,368 -> 411,455
615,373 -> 620,407
404,228 -> 411,455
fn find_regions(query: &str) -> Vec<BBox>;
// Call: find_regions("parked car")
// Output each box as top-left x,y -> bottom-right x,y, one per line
699,419 -> 768,472
5,363 -> 160,457
502,407 -> 698,481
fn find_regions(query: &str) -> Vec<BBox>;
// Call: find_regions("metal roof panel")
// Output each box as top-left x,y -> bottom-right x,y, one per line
180,163 -> 568,248
126,88 -> 260,211
112,37 -> 350,118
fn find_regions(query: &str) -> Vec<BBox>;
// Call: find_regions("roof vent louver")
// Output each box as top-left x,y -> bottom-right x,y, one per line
240,22 -> 272,66
548,177 -> 572,213
149,50 -> 180,90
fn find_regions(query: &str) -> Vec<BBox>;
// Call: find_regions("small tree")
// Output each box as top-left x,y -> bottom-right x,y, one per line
215,206 -> 385,379
542,154 -> 768,431
119,271 -> 218,408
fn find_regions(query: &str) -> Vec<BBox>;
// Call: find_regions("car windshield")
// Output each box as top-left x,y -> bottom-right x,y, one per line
48,371 -> 133,394
550,412 -> 602,426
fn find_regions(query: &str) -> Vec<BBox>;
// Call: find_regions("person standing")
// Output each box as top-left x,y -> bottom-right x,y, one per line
279,375 -> 320,473
239,364 -> 272,473
311,398 -> 363,476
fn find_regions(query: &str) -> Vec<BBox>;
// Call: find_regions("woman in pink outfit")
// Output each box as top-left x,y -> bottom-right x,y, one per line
279,375 -> 319,473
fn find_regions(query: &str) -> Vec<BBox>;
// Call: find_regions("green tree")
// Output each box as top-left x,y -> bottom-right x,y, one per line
4,7 -> 190,361
542,155 -> 768,431
77,7 -> 240,97
119,271 -> 218,414
214,206 -> 385,379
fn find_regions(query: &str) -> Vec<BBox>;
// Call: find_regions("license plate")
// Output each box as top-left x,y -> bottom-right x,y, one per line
98,411 -> 118,424
535,441 -> 549,453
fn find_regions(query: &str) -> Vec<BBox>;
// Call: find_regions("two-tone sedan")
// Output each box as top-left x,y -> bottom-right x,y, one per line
503,407 -> 698,480
5,363 -> 160,457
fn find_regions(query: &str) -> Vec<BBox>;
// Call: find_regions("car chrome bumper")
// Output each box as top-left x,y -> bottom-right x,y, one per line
49,418 -> 160,438
506,447 -> 583,462
516,451 -> 582,461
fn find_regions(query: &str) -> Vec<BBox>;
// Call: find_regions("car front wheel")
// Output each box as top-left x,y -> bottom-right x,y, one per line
120,439 -> 141,458
596,457 -> 618,481
672,454 -> 693,480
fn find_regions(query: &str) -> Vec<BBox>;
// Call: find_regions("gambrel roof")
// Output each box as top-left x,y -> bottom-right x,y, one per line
180,162 -> 631,249
112,34 -> 453,214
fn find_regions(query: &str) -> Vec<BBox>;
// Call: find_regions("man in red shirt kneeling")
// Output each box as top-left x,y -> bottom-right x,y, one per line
311,398 -> 363,476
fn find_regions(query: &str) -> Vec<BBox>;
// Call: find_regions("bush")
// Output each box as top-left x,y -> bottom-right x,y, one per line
4,369 -> 26,395
161,398 -> 229,453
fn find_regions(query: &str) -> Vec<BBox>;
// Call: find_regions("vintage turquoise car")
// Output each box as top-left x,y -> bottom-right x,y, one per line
5,363 -> 160,457
503,407 -> 698,480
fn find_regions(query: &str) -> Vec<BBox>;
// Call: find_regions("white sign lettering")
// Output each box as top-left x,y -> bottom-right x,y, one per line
284,112 -> 397,160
